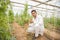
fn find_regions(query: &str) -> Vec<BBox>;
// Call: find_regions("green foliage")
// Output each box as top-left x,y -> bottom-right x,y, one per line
44,17 -> 60,29
44,18 -> 50,28
44,16 -> 56,25
0,0 -> 10,12
15,13 -> 19,23
0,0 -> 11,40
49,17 -> 55,24
44,18 -> 50,24
15,3 -> 32,26
9,9 -> 14,23
55,18 -> 60,29
19,3 -> 32,26
56,18 -> 60,25
0,10 -> 11,40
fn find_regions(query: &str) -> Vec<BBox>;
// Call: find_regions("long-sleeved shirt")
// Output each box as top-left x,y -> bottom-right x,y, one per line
28,15 -> 44,37
32,15 -> 44,28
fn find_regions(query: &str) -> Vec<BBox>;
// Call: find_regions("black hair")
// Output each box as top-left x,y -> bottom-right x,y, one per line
31,10 -> 37,13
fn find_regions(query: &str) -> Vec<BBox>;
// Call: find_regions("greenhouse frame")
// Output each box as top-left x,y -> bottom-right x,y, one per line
0,0 -> 60,40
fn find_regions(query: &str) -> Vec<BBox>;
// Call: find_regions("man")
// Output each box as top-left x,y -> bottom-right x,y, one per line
27,10 -> 44,38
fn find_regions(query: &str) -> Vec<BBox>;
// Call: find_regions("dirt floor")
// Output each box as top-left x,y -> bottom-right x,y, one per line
12,22 -> 60,40
12,22 -> 27,40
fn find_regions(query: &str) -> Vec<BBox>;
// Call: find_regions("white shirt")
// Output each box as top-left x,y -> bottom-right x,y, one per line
32,15 -> 44,27
28,14 -> 44,37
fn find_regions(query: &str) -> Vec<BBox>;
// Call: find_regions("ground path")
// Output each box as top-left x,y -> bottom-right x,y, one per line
12,22 -> 60,40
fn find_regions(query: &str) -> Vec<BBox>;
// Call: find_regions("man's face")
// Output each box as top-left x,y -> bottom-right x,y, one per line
32,12 -> 37,17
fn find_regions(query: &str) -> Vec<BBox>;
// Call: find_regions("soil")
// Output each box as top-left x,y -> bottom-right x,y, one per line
11,22 -> 60,40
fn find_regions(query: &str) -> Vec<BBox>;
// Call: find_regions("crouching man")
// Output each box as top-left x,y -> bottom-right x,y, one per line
27,10 -> 44,39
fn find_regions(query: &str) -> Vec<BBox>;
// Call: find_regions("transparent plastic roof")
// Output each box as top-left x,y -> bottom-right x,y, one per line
10,0 -> 60,9
10,0 -> 60,16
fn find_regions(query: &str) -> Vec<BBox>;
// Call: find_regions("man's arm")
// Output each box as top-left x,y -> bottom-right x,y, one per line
34,16 -> 43,27
29,19 -> 33,23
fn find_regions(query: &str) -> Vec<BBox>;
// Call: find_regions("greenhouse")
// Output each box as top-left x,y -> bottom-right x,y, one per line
0,0 -> 60,40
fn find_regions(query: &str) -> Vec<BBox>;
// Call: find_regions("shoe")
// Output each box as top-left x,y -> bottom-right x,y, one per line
32,37 -> 37,40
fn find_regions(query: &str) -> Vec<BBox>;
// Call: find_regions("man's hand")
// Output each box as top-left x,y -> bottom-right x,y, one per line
29,19 -> 33,23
